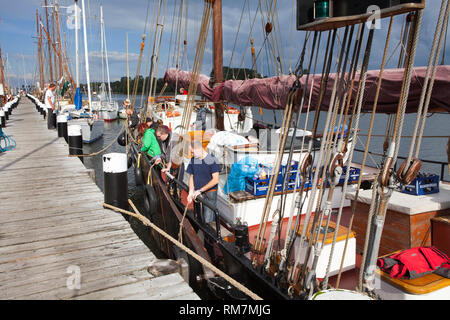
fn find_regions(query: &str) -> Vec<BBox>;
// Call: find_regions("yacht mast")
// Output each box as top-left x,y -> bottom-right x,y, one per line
100,5 -> 112,103
75,0 -> 80,88
81,0 -> 92,112
44,0 -> 54,83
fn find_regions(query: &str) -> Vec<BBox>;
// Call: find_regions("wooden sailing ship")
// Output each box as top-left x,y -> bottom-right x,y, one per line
124,0 -> 450,300
33,0 -> 104,143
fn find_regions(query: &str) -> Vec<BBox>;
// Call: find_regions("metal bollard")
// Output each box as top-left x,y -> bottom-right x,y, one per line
57,114 -> 68,142
68,124 -> 83,162
103,153 -> 129,215
0,109 -> 5,128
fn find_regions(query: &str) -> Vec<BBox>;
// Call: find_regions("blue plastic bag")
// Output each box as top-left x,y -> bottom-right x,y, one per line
223,156 -> 259,195
74,87 -> 82,111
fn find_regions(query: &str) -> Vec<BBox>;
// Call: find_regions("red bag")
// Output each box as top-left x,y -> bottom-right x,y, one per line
377,246 -> 450,279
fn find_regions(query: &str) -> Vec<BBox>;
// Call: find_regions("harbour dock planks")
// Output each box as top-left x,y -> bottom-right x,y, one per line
0,98 -> 199,300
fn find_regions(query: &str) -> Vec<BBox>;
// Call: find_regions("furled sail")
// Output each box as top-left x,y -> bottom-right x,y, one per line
163,65 -> 450,113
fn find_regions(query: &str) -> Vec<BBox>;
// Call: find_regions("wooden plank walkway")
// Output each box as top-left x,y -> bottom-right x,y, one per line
0,97 -> 199,300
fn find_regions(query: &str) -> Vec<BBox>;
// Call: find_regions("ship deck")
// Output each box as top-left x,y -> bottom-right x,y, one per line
0,97 -> 199,300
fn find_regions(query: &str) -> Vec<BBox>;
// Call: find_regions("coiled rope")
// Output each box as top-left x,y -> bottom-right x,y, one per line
0,128 -> 16,152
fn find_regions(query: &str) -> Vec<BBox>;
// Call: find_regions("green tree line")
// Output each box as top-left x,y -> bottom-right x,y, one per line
90,76 -> 174,95
89,67 -> 262,95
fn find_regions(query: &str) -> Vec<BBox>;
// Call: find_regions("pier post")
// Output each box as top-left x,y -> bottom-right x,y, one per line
103,153 -> 129,217
68,124 -> 83,162
0,109 -> 5,127
57,114 -> 68,141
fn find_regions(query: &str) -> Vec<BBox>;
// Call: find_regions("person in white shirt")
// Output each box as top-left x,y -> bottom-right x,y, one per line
45,83 -> 56,129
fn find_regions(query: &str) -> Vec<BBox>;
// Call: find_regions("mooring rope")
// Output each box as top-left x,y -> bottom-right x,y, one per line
103,200 -> 263,300
68,123 -> 126,158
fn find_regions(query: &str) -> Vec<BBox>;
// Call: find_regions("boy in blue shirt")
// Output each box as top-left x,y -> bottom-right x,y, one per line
186,140 -> 221,223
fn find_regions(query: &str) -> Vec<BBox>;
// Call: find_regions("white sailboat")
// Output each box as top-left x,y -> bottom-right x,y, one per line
64,0 -> 103,143
90,5 -> 118,122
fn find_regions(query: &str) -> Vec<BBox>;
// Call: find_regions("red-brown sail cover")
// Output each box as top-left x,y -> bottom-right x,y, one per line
163,66 -> 450,113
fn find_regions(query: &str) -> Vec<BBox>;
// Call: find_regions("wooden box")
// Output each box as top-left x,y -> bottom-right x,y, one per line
346,184 -> 450,256
431,215 -> 450,256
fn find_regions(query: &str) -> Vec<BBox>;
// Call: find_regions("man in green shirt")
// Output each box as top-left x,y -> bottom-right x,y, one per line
139,123 -> 162,165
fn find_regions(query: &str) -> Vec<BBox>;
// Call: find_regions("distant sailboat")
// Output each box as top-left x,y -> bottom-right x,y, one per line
90,4 -> 118,122
62,0 -> 103,143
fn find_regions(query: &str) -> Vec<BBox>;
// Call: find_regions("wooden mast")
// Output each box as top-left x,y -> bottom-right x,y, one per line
36,10 -> 44,90
213,0 -> 224,131
55,0 -> 63,81
39,18 -> 76,88
0,48 -> 6,103
51,9 -> 58,82
44,0 -> 54,83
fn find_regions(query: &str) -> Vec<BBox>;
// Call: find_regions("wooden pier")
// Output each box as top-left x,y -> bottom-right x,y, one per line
0,97 -> 199,300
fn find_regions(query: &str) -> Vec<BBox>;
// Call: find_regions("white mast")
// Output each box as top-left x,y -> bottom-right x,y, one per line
100,4 -> 105,97
101,5 -> 112,103
74,0 -> 79,88
81,0 -> 92,112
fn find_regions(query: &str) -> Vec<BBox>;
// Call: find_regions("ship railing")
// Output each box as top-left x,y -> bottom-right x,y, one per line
164,171 -> 222,239
353,148 -> 449,183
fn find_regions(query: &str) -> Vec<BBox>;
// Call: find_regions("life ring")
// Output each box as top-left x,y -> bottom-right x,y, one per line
226,107 -> 240,114
143,184 -> 158,219
166,110 -> 180,117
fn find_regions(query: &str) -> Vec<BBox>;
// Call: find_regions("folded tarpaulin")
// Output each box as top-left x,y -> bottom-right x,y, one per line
163,66 -> 450,113
377,246 -> 450,280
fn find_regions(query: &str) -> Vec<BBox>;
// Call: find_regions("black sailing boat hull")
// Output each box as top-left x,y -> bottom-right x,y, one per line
129,145 -> 292,300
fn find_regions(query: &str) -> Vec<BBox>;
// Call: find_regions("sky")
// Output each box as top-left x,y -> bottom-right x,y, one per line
0,0 -> 449,89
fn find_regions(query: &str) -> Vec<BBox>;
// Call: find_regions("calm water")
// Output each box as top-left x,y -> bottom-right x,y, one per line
81,93 -> 449,256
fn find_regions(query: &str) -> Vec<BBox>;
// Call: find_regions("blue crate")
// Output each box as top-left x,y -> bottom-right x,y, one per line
246,162 -> 315,196
245,176 -> 271,196
311,166 -> 361,187
342,166 -> 361,183
400,174 -> 440,196
245,175 -> 311,196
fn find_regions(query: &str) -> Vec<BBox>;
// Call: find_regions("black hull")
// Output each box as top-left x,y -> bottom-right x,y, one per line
129,145 -> 293,300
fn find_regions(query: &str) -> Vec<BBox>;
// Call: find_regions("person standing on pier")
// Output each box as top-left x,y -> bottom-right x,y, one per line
45,83 -> 56,129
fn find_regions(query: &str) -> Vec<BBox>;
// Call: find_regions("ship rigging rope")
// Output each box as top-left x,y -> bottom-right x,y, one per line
289,28 -> 339,284
359,9 -> 424,294
410,0 -> 450,162
299,25 -> 358,290
177,0 -> 213,143
253,87 -> 295,255
329,17 -> 394,290
103,200 -> 263,300
306,26 -> 357,287
142,0 -> 169,119
280,31 -> 323,273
